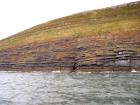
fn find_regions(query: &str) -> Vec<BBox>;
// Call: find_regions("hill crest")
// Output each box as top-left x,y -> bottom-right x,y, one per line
0,1 -> 140,72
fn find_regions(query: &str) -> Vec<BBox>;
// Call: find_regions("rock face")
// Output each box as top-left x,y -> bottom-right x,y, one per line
0,32 -> 140,72
0,1 -> 140,72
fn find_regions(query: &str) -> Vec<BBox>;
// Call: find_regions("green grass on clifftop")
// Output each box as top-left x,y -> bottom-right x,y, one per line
0,1 -> 140,50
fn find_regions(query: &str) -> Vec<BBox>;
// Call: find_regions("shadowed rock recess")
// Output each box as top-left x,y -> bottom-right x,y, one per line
0,1 -> 140,72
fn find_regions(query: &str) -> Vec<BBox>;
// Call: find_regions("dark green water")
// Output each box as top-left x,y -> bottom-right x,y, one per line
0,71 -> 140,105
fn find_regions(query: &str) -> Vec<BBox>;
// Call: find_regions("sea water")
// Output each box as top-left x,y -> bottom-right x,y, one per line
0,71 -> 140,105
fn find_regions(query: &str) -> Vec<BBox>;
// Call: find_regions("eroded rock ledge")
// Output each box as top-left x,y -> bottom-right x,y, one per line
0,33 -> 140,72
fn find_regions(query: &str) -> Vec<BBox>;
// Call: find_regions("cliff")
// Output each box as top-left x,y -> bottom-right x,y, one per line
0,1 -> 140,72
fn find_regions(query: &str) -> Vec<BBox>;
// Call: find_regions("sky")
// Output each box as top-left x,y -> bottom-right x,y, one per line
0,0 -> 139,40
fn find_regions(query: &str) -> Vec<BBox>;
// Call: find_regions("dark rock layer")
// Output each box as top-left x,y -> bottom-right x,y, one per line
0,32 -> 140,72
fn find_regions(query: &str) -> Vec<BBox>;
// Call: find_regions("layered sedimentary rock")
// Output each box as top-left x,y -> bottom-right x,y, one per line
0,32 -> 140,72
0,1 -> 140,72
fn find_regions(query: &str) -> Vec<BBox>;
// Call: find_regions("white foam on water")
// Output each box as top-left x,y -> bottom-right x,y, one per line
0,71 -> 17,73
131,69 -> 137,73
77,72 -> 92,74
52,70 -> 61,73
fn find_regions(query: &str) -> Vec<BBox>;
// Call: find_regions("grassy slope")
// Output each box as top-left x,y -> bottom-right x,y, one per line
0,1 -> 140,50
